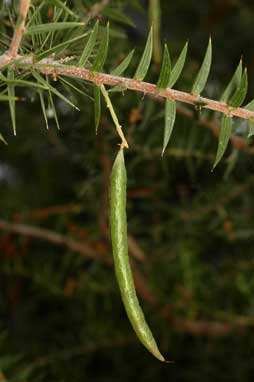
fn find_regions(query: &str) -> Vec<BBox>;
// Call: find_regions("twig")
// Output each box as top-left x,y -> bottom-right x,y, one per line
0,218 -> 110,264
29,60 -> 254,121
0,0 -> 30,67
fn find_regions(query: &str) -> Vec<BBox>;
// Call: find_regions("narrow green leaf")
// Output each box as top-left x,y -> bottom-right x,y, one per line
38,90 -> 49,130
162,99 -> 176,155
7,69 -> 16,135
102,8 -> 135,27
49,0 -> 77,17
134,27 -> 153,81
248,120 -> 254,138
110,49 -> 135,76
108,85 -> 127,93
157,44 -> 171,90
47,86 -> 60,130
92,22 -> 109,72
213,115 -> 232,170
32,71 -> 79,111
244,98 -> 254,137
36,31 -> 89,61
0,133 -> 8,145
168,41 -> 188,88
192,37 -> 212,95
220,60 -> 242,103
94,85 -> 101,133
229,67 -> 248,108
79,21 -> 99,67
25,22 -> 84,35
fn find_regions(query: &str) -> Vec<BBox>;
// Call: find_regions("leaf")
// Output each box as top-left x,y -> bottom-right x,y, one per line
38,90 -> 49,130
32,71 -> 79,111
7,69 -> 16,135
92,22 -> 109,72
36,31 -> 89,61
168,41 -> 188,88
229,67 -> 248,108
102,8 -> 135,27
243,98 -> 254,137
25,22 -> 84,35
162,99 -> 176,155
213,115 -> 232,170
79,21 -> 99,67
220,60 -> 242,103
134,27 -> 153,81
47,87 -> 60,130
248,120 -> 254,138
94,85 -> 101,134
192,37 -> 212,95
0,133 -> 8,145
110,49 -> 135,76
157,43 -> 171,90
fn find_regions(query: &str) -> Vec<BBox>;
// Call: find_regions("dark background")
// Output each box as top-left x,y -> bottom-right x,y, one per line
1,0 -> 254,380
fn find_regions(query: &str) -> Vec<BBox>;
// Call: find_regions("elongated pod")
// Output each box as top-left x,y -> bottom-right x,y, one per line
110,148 -> 165,362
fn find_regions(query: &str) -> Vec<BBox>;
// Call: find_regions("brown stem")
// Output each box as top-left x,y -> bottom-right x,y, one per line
0,218 -> 110,264
32,61 -> 254,121
0,0 -> 30,67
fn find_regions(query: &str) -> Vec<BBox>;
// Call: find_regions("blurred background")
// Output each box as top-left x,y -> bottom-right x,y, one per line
1,0 -> 254,380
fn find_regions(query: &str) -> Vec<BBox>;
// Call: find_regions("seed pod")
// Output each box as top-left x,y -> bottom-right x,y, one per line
110,148 -> 165,362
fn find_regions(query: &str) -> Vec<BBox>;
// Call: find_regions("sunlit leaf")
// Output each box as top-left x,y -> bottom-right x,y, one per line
79,21 -> 99,67
213,115 -> 232,170
94,85 -> 101,133
162,99 -> 176,155
110,49 -> 135,76
220,60 -> 242,103
157,43 -> 171,90
134,27 -> 153,81
192,37 -> 212,95
92,22 -> 109,72
168,41 -> 188,88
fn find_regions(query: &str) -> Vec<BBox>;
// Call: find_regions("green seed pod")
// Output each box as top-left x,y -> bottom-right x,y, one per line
110,148 -> 165,362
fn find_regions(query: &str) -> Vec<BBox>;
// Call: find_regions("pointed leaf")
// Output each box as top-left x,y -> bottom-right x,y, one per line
157,43 -> 171,90
94,85 -> 101,133
162,99 -> 176,155
192,37 -> 212,95
220,60 -> 242,103
168,41 -> 188,88
134,27 -> 153,81
32,72 -> 79,111
25,22 -> 84,35
38,90 -> 49,130
229,67 -> 248,108
248,120 -> 254,138
0,133 -> 8,145
79,21 -> 99,67
92,22 -> 109,72
244,99 -> 254,137
213,115 -> 232,170
102,8 -> 135,27
7,69 -> 16,135
110,49 -> 135,76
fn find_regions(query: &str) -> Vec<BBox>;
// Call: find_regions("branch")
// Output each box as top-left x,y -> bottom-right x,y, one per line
0,0 -> 30,67
31,60 -> 254,121
0,218 -> 110,264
